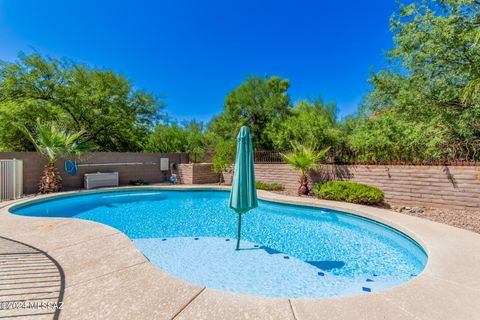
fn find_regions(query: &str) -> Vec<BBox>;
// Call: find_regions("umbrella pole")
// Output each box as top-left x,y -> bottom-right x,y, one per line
236,213 -> 242,250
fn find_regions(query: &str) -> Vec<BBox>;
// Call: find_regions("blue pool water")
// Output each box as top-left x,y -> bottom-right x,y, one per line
10,189 -> 427,298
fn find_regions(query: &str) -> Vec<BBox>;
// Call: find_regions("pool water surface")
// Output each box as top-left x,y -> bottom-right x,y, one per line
10,189 -> 427,298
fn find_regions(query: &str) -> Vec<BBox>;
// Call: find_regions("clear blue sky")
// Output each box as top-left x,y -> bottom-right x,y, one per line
0,0 -> 398,122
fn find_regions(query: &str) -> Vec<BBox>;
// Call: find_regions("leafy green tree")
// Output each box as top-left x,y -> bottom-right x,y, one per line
144,122 -> 188,153
212,140 -> 235,184
345,109 -> 446,162
16,119 -> 93,193
282,144 -> 329,195
364,0 -> 480,144
0,53 -> 163,151
268,98 -> 342,150
463,78 -> 480,105
463,29 -> 480,105
144,120 -> 206,162
183,120 -> 206,162
208,75 -> 291,149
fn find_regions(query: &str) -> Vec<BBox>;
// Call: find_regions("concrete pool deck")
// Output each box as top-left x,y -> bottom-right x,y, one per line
0,185 -> 479,319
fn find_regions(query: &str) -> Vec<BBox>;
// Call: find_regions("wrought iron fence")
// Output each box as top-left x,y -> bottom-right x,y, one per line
253,141 -> 480,165
254,150 -> 284,163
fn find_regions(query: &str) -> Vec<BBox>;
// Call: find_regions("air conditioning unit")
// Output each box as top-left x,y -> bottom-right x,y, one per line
84,172 -> 119,190
0,159 -> 23,201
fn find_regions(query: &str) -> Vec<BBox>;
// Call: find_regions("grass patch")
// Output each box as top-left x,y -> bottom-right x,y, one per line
256,181 -> 284,191
313,181 -> 384,205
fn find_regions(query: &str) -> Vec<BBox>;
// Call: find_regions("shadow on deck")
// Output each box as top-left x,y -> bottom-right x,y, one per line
0,236 -> 65,319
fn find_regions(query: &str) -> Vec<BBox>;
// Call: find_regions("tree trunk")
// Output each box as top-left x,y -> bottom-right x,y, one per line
39,163 -> 62,193
218,171 -> 224,185
298,173 -> 309,196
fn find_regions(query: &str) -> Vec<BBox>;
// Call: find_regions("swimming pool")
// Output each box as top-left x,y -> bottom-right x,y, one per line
10,189 -> 427,298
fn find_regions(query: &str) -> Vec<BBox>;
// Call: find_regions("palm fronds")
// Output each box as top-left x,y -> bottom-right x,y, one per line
282,143 -> 330,195
15,119 -> 94,193
282,144 -> 329,175
16,119 -> 93,164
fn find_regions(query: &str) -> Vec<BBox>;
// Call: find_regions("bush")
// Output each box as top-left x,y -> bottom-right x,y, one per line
212,140 -> 235,184
313,181 -> 384,205
256,181 -> 284,191
129,179 -> 149,186
212,141 -> 235,174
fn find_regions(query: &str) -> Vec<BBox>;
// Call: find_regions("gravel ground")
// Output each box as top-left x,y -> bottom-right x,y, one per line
392,206 -> 480,235
269,190 -> 480,235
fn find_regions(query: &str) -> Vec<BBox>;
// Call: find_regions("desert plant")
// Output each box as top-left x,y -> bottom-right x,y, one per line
17,119 -> 92,193
313,181 -> 384,205
282,144 -> 329,195
255,181 -> 284,191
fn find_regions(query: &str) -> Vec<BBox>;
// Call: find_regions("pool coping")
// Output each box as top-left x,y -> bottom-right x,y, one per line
1,185 -> 479,320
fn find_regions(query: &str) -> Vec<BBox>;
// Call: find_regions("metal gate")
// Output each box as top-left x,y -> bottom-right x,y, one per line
0,159 -> 23,201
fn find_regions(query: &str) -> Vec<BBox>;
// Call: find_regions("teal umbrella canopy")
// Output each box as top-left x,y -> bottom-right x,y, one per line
229,126 -> 258,250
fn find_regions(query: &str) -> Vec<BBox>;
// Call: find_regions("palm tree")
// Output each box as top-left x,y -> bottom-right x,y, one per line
283,144 -> 329,195
17,119 -> 92,193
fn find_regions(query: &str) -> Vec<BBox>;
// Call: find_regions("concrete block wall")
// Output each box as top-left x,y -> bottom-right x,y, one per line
192,163 -> 220,184
255,163 -> 480,209
1,152 -> 45,195
177,164 -> 194,184
0,152 -> 188,194
4,149 -> 478,209
177,163 -> 220,184
222,170 -> 233,186
254,164 -> 300,191
323,165 -> 480,209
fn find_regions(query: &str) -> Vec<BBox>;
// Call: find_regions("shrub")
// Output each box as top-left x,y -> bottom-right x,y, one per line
256,181 -> 284,191
313,181 -> 384,205
212,141 -> 235,184
129,179 -> 149,186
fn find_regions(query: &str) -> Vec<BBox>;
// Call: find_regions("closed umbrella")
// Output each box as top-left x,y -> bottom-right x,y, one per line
229,126 -> 258,250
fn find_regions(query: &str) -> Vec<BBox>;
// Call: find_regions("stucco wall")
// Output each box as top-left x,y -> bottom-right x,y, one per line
0,152 -> 188,194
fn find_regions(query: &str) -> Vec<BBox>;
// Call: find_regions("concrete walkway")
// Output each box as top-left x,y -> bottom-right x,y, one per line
1,186 -> 480,319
